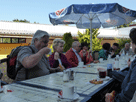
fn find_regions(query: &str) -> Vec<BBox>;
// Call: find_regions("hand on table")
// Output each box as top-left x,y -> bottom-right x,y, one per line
57,65 -> 65,72
105,90 -> 115,102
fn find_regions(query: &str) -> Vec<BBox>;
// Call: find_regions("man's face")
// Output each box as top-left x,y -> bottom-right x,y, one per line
56,43 -> 64,53
112,45 -> 118,51
75,42 -> 81,52
125,44 -> 130,50
35,36 -> 49,50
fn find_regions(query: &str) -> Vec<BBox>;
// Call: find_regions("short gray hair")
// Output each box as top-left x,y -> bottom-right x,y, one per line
53,38 -> 65,50
31,30 -> 49,45
125,43 -> 130,46
72,41 -> 79,48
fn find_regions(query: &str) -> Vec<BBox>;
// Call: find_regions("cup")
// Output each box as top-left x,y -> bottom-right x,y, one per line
63,84 -> 74,99
99,58 -> 103,63
99,69 -> 106,78
78,61 -> 84,67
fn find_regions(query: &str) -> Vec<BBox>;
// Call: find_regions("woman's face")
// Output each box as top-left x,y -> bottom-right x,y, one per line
55,43 -> 64,53
83,46 -> 88,51
131,41 -> 136,53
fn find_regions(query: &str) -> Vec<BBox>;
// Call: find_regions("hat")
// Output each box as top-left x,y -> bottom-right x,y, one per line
31,30 -> 49,45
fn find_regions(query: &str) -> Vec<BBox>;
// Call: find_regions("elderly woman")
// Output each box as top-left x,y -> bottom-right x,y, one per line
105,28 -> 136,102
49,38 -> 72,69
98,43 -> 111,60
79,43 -> 93,65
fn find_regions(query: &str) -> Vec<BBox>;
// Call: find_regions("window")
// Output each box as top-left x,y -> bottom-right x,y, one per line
0,38 -> 2,43
19,38 -> 26,43
12,38 -> 18,43
2,38 -> 11,43
0,38 -> 26,43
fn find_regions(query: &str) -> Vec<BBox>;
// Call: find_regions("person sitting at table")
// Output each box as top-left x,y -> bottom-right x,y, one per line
119,42 -> 135,56
110,43 -> 120,58
49,38 -> 72,69
105,28 -> 136,102
98,43 -> 111,60
79,42 -> 93,65
65,41 -> 82,67
15,30 -> 61,81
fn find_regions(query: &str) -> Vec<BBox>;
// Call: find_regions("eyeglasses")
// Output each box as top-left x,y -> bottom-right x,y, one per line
41,40 -> 49,44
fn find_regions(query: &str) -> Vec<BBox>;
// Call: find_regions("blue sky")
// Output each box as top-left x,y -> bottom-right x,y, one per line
0,0 -> 136,25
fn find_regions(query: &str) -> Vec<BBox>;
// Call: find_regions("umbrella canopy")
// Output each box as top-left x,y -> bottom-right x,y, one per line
49,3 -> 136,49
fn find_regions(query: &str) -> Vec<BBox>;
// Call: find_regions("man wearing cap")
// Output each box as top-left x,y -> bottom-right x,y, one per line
110,43 -> 119,58
15,30 -> 60,81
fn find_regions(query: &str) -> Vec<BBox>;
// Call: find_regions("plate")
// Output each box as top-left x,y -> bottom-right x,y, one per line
57,72 -> 63,76
99,76 -> 111,81
58,91 -> 79,100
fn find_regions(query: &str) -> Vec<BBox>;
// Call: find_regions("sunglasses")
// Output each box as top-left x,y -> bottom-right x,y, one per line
41,40 -> 49,44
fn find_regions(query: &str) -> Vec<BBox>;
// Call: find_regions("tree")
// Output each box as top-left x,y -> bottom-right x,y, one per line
78,29 -> 103,51
116,21 -> 136,28
13,19 -> 30,23
62,32 -> 74,52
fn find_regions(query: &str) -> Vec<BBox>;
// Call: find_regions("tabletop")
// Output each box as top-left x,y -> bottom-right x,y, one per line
0,58 -> 128,102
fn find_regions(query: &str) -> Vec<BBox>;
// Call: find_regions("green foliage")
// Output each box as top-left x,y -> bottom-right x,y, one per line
78,29 -> 103,51
13,19 -> 30,23
62,32 -> 74,52
117,23 -> 129,28
50,44 -> 54,53
114,37 -> 131,53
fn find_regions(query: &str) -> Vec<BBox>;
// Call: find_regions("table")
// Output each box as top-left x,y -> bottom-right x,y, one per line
0,58 -> 128,102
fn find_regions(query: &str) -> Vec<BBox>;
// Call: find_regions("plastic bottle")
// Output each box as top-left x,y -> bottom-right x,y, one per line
121,50 -> 125,59
107,54 -> 112,76
114,55 -> 119,70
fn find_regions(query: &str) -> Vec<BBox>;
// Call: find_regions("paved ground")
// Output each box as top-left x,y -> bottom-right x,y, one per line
0,62 -> 13,84
0,55 -> 13,84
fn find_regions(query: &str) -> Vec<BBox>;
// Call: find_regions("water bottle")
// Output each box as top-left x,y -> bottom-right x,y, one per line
114,55 -> 119,70
107,55 -> 112,76
121,50 -> 125,59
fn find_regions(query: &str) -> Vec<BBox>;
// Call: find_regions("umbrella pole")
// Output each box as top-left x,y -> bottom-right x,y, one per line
90,19 -> 92,50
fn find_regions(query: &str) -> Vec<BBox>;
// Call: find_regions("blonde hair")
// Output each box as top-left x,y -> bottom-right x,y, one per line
53,38 -> 65,50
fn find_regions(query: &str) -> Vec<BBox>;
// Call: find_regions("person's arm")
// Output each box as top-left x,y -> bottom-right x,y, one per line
49,54 -> 60,68
20,47 -> 50,68
61,55 -> 72,69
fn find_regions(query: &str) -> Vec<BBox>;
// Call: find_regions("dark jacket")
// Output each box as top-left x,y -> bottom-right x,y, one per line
114,58 -> 136,102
